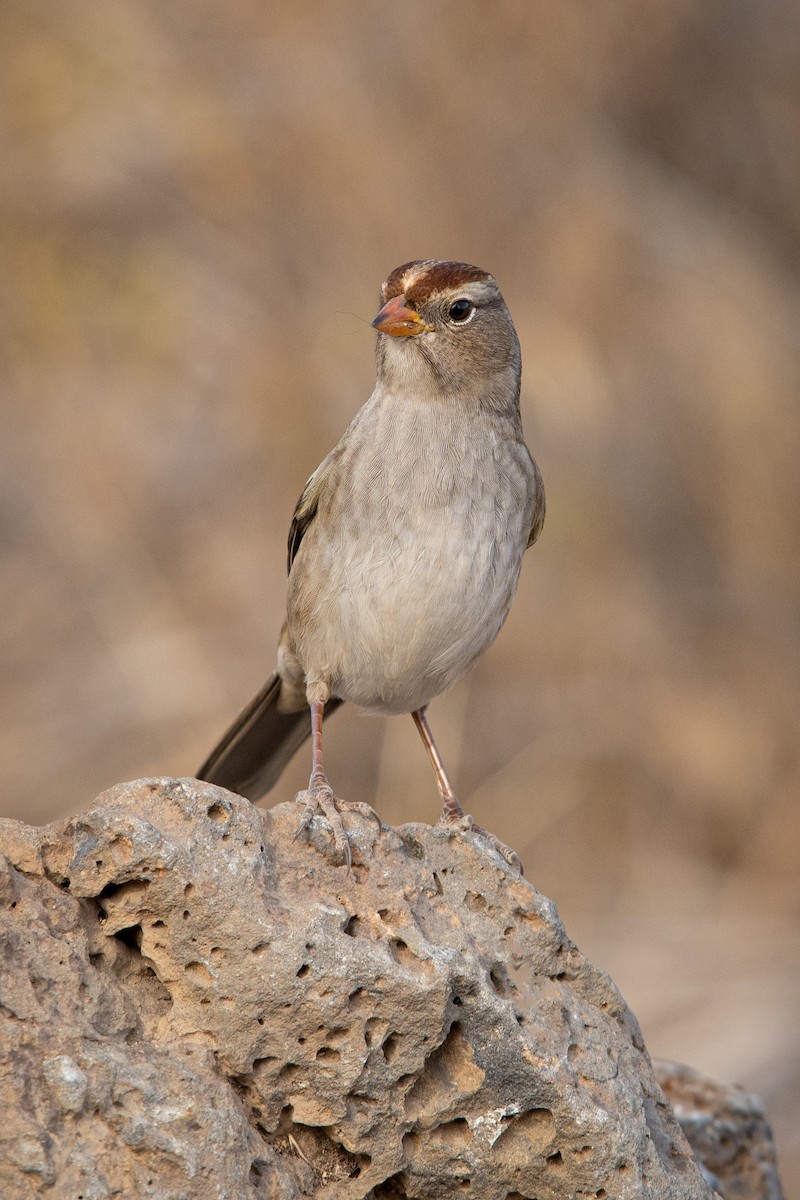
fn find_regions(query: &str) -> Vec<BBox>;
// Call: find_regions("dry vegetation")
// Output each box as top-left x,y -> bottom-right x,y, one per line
1,1 -> 798,1189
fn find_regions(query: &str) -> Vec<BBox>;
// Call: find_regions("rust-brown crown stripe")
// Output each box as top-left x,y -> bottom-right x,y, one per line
382,260 -> 494,307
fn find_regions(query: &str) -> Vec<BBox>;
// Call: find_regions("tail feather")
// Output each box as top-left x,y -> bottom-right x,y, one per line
197,674 -> 340,802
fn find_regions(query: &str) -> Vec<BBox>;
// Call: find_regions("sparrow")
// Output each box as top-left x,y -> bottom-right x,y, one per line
197,260 -> 545,869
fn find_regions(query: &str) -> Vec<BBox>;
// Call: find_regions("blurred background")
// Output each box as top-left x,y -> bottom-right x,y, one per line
1,0 -> 798,1188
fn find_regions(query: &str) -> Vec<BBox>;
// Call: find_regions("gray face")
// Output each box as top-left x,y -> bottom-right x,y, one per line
374,260 -> 522,405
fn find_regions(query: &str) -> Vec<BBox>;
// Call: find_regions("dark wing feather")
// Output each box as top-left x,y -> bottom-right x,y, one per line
287,443 -> 347,572
287,473 -> 320,573
527,456 -> 546,549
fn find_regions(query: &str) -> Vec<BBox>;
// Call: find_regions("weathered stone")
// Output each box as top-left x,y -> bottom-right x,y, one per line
0,779 -> 760,1198
655,1061 -> 785,1200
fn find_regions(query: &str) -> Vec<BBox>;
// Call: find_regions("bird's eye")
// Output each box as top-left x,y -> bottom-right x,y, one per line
448,299 -> 474,323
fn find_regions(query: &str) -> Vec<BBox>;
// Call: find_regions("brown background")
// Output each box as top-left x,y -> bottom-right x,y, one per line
2,1 -> 798,1189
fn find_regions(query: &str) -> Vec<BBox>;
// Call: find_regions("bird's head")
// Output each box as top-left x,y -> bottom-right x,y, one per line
372,259 -> 521,408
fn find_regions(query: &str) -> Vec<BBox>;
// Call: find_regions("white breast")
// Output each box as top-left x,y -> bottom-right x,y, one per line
287,391 -> 535,715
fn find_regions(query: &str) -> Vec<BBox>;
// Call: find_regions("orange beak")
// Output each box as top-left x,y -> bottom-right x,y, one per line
372,295 -> 430,337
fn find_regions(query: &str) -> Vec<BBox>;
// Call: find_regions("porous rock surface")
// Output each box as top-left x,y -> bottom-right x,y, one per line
655,1062 -> 785,1200
0,778 -> 716,1199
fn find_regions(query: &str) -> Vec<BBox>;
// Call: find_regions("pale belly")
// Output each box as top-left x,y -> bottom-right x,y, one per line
283,390 -> 537,714
287,492 -> 530,715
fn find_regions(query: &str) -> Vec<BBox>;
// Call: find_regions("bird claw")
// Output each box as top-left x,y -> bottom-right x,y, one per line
438,811 -> 523,874
294,783 -> 381,869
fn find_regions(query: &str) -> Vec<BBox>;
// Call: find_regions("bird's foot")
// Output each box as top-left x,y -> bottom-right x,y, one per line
438,807 -> 523,874
294,776 -> 380,869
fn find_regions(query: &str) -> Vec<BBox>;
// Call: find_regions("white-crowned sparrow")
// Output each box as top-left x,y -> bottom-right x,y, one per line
198,260 -> 545,869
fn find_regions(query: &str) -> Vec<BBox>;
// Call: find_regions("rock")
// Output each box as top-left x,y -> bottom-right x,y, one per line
0,778 -> 739,1198
655,1061 -> 785,1200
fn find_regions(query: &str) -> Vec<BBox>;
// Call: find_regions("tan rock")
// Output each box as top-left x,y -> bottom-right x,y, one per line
655,1061 -> 785,1200
0,779 -> 754,1198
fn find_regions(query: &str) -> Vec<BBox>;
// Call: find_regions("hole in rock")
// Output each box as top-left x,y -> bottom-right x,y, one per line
249,1161 -> 265,1183
287,1126 -> 368,1181
381,1032 -> 401,1063
114,924 -> 142,951
435,1117 -> 470,1146
546,1150 -> 563,1166
409,1133 -> 449,1173
275,1103 -> 294,1131
185,960 -> 214,986
316,1046 -> 339,1061
252,1056 -> 278,1073
343,914 -> 368,938
252,942 -> 270,956
296,963 -> 310,978
512,905 -> 545,927
489,966 -> 509,996
207,803 -> 228,823
389,939 -> 428,972
496,1107 -> 556,1155
372,1171 -> 407,1197
464,891 -> 487,912
405,1023 -> 485,1120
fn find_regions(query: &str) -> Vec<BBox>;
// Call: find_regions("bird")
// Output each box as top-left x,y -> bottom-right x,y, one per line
197,259 -> 545,870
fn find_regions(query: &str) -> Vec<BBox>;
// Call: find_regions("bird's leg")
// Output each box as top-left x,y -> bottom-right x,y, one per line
411,706 -> 465,823
411,707 -> 522,872
295,694 -> 379,868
